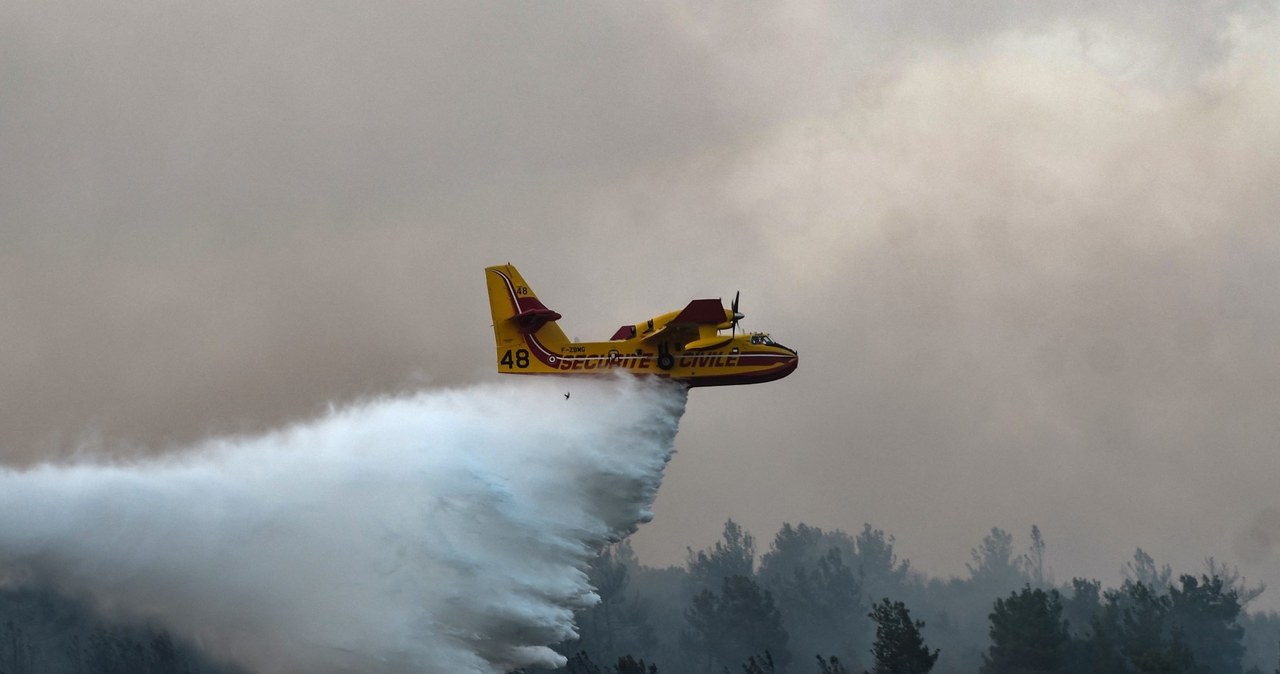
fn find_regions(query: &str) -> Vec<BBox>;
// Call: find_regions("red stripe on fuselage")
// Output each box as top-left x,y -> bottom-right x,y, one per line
681,357 -> 797,387
518,332 -> 561,368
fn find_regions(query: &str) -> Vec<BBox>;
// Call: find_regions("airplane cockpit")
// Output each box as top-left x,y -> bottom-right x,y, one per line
750,333 -> 796,353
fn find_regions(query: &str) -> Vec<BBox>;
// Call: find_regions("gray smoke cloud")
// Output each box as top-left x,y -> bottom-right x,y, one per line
5,0 -> 1280,615
1237,508 -> 1280,565
0,377 -> 686,673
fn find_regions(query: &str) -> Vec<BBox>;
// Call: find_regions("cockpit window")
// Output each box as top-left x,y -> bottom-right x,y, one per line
748,334 -> 796,354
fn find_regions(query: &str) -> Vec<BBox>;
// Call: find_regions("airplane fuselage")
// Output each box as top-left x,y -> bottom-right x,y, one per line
495,326 -> 797,388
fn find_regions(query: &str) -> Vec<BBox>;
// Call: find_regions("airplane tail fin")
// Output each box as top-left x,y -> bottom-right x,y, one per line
485,264 -> 570,357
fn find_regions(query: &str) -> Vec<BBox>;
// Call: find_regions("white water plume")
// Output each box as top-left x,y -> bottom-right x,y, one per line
0,377 -> 687,673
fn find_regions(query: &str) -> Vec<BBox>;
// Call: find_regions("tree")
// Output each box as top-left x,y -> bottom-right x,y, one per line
681,575 -> 789,673
586,545 -> 630,656
980,586 -> 1068,674
867,599 -> 938,674
852,525 -> 912,602
1060,579 -> 1107,671
1083,560 -> 1246,674
565,651 -> 606,674
577,542 -> 657,665
742,652 -> 776,674
614,654 -> 659,674
1116,582 -> 1195,674
1123,549 -> 1172,592
817,654 -> 852,674
148,630 -> 188,674
1168,574 -> 1245,674
1,620 -> 33,674
1025,526 -> 1047,586
1084,601 -> 1130,674
759,523 -> 836,583
967,528 -> 1025,587
686,520 -> 756,592
771,546 -> 864,666
1203,558 -> 1265,608
1061,578 -> 1102,638
1237,611 -> 1280,674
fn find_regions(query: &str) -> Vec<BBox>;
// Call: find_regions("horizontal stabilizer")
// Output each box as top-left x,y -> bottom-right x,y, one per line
510,298 -> 562,334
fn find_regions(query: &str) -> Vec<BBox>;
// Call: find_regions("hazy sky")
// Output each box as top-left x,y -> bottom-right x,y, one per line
4,1 -> 1280,609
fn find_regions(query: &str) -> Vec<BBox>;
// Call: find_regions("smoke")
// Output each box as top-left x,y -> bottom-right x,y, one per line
1237,507 -> 1280,565
0,376 -> 687,674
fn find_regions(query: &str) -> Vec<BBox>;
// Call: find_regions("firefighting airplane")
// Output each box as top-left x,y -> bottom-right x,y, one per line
486,264 -> 797,387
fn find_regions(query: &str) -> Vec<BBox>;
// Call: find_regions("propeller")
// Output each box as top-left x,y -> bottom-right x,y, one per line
730,290 -> 745,337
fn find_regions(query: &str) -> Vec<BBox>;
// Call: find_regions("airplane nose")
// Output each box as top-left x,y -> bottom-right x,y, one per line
773,352 -> 798,381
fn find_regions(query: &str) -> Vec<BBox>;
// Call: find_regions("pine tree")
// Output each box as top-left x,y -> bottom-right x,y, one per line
681,575 -> 789,673
565,651 -> 605,674
980,586 -> 1069,674
614,654 -> 658,674
1116,582 -> 1195,674
817,654 -> 852,674
1169,574 -> 1245,674
742,652 -> 776,674
866,599 -> 938,674
686,520 -> 756,592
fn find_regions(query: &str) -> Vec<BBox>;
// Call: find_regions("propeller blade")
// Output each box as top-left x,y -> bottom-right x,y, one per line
731,291 -> 741,337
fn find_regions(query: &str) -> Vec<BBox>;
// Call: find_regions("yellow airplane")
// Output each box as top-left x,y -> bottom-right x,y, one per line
485,264 -> 797,387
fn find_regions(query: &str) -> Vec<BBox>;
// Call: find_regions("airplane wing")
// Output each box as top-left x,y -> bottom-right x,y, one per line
669,299 -> 728,325
641,299 -> 732,350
